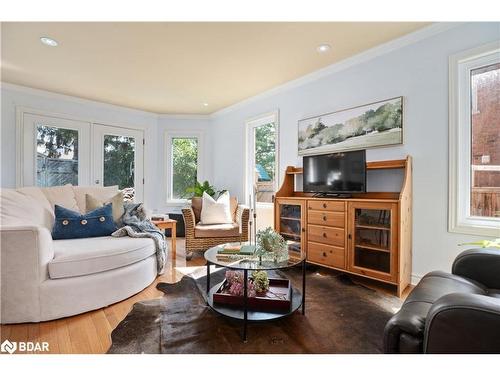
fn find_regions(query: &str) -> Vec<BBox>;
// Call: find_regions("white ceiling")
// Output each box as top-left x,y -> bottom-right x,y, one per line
1,22 -> 430,114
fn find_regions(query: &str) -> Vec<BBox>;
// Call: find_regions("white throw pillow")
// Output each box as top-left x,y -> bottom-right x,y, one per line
200,191 -> 233,225
41,184 -> 79,212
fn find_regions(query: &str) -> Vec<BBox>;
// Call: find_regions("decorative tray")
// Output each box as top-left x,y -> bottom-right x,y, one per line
213,278 -> 292,312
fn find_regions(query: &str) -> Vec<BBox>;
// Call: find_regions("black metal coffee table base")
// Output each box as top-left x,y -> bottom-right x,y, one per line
205,259 -> 306,342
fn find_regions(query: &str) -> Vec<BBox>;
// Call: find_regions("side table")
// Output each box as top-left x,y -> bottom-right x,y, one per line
152,219 -> 177,257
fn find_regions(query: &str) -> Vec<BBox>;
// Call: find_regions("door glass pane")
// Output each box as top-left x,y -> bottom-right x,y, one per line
470,63 -> 500,218
278,203 -> 302,255
103,135 -> 135,200
36,125 -> 78,187
354,208 -> 391,274
254,122 -> 276,203
171,137 -> 198,199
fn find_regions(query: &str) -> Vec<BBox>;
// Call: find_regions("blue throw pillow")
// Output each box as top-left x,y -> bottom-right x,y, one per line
52,204 -> 117,240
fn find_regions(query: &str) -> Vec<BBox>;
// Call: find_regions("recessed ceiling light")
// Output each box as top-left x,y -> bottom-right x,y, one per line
202,102 -> 209,107
40,37 -> 58,47
316,43 -> 331,53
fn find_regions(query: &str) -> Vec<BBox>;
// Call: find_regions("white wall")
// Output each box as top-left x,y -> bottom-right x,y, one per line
0,84 -> 212,211
210,23 -> 500,281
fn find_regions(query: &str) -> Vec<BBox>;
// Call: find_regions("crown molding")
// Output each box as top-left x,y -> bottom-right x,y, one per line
0,81 -> 159,118
211,22 -> 465,118
157,113 -> 212,120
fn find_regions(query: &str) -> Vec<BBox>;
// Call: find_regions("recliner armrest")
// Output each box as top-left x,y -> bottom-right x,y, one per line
424,293 -> 500,353
452,248 -> 500,289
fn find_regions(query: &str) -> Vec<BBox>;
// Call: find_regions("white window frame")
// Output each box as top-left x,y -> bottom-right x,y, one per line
245,110 -> 280,208
165,130 -> 205,205
449,41 -> 500,236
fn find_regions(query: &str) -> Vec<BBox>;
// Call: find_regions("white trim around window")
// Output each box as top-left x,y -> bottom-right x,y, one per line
449,40 -> 500,237
164,130 -> 205,206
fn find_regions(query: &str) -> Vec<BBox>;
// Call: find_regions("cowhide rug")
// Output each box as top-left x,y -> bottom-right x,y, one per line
108,265 -> 401,354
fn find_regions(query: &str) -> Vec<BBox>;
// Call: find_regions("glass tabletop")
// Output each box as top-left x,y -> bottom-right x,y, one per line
204,242 -> 306,271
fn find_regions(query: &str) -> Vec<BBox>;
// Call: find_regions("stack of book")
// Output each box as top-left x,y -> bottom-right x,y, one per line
216,243 -> 256,260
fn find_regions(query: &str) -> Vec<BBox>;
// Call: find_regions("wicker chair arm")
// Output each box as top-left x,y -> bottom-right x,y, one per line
181,207 -> 196,239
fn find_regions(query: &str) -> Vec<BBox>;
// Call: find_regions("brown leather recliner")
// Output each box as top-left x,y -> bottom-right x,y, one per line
384,248 -> 500,353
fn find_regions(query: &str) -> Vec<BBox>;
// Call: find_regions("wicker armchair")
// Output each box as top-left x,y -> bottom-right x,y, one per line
182,201 -> 250,257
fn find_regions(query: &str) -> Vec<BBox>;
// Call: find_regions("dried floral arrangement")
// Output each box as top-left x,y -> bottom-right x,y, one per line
256,227 -> 288,262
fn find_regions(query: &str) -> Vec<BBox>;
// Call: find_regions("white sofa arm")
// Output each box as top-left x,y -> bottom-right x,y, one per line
1,225 -> 54,323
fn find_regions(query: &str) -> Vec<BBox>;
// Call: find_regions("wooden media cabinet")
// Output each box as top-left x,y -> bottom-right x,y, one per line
274,156 -> 412,296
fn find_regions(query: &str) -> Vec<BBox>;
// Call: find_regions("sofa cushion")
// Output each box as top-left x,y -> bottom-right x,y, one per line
192,196 -> 238,223
0,188 -> 53,229
52,204 -> 117,240
42,184 -> 79,212
86,191 -> 124,223
49,236 -> 155,279
73,185 -> 118,213
195,222 -> 240,238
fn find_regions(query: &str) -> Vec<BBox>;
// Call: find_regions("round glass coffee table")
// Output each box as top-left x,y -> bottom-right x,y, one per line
204,243 -> 306,342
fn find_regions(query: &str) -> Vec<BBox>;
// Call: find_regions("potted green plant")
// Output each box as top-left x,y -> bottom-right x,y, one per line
186,180 -> 217,198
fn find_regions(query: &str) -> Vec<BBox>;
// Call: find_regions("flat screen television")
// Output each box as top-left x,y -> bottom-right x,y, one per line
303,150 -> 366,194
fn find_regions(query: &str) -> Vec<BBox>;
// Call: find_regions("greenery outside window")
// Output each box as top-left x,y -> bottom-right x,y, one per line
166,131 -> 203,204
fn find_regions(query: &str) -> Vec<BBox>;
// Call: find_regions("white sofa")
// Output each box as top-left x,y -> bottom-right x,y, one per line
0,184 -> 158,323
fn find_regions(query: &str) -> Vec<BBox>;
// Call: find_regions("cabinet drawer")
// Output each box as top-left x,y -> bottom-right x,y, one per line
307,225 -> 344,247
307,200 -> 344,212
307,242 -> 345,269
308,210 -> 345,228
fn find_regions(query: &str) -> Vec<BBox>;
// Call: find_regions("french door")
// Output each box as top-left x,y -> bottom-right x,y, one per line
20,112 -> 144,202
92,124 -> 144,201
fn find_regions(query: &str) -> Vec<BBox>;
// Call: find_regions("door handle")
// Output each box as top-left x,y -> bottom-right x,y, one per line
94,179 -> 100,184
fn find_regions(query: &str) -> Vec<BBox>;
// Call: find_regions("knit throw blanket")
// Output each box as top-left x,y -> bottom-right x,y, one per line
112,203 -> 167,274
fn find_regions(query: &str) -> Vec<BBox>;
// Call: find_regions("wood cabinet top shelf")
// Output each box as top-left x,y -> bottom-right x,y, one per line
285,158 -> 407,175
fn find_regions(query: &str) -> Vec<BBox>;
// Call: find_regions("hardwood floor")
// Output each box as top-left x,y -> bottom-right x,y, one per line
0,238 -> 411,354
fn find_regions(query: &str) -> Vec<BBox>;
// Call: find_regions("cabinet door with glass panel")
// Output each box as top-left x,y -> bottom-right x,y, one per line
275,198 -> 306,261
347,201 -> 398,282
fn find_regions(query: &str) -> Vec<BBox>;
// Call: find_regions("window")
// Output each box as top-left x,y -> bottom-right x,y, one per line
36,125 -> 79,187
449,41 -> 500,236
165,132 -> 203,203
246,112 -> 279,205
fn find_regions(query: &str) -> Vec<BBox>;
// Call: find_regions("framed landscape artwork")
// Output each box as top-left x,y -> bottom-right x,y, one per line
298,96 -> 403,156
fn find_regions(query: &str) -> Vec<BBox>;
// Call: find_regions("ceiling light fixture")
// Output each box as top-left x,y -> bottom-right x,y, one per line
316,43 -> 331,53
202,102 -> 209,107
40,37 -> 58,47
